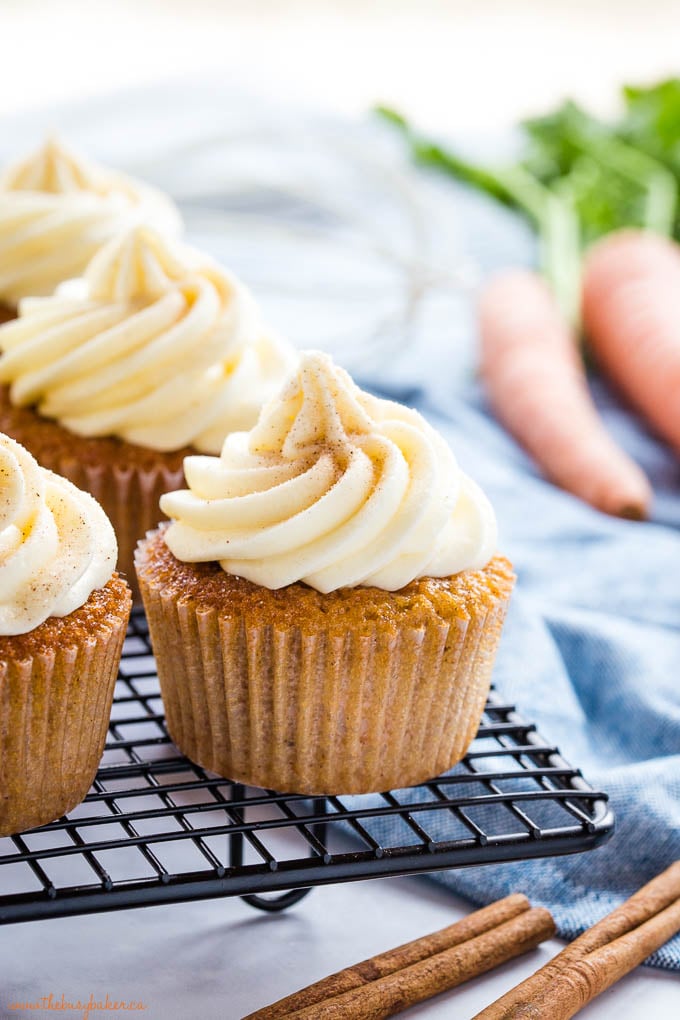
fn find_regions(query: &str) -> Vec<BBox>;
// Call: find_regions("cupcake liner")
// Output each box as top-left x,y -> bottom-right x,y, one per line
138,554 -> 514,795
0,579 -> 131,836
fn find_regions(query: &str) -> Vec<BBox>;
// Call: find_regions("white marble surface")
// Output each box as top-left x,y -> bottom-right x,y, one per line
2,868 -> 678,1019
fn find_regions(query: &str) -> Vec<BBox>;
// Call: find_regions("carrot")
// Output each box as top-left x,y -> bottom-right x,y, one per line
479,269 -> 652,519
583,228 -> 680,452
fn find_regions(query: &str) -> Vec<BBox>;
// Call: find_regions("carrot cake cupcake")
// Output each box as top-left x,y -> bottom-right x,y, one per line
136,351 -> 514,795
0,137 -> 180,315
0,431 -> 131,836
0,226 -> 296,596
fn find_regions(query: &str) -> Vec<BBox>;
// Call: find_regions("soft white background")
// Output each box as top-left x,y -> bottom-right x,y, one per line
0,2 -> 679,1017
3,0 -> 680,130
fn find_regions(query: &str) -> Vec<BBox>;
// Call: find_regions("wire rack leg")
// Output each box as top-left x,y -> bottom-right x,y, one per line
229,789 -> 328,913
239,888 -> 313,912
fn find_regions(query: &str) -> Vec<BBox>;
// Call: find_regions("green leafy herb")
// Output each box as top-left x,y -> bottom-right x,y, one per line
523,100 -> 676,239
376,80 -> 680,329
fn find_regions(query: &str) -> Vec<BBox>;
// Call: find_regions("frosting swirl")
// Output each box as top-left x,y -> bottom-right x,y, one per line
160,351 -> 497,592
0,137 -> 181,306
0,227 -> 296,453
0,432 -> 117,635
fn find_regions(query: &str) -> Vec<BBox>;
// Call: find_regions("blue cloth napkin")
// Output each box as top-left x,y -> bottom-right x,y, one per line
364,372 -> 680,970
342,133 -> 680,968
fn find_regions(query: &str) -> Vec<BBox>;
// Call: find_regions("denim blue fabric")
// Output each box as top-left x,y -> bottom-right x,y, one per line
362,374 -> 680,969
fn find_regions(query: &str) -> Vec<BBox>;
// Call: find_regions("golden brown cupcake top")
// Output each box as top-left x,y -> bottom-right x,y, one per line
0,572 -> 130,660
137,526 -> 514,636
0,384 -> 188,470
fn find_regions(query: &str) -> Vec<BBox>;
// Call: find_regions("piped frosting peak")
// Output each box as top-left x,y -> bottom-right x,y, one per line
161,351 -> 498,592
249,351 -> 374,459
85,226 -> 199,302
2,137 -> 111,196
0,227 -> 295,453
0,136 -> 181,305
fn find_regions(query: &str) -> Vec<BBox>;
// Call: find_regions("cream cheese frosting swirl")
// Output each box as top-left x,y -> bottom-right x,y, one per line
160,351 -> 497,592
0,432 -> 117,635
0,137 -> 181,306
0,227 -> 296,453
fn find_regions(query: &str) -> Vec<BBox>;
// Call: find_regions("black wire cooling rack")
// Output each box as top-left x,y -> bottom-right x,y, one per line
0,609 -> 614,925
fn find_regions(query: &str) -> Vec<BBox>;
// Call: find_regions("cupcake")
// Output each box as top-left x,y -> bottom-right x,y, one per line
136,351 -> 514,795
0,432 -> 131,836
0,227 -> 297,597
0,137 -> 180,316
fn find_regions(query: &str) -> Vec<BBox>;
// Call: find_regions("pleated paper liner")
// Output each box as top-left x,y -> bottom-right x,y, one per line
0,387 -> 188,602
136,532 -> 515,796
0,575 -> 131,837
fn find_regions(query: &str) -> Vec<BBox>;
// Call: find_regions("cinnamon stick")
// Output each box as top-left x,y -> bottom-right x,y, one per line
249,904 -> 556,1020
473,859 -> 680,1020
246,893 -> 531,1020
